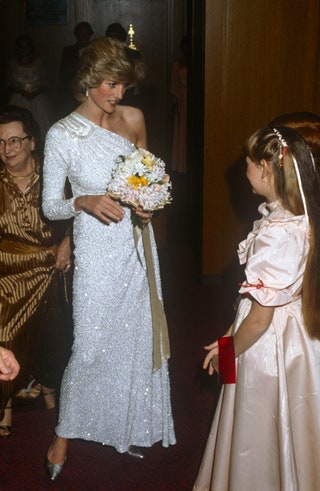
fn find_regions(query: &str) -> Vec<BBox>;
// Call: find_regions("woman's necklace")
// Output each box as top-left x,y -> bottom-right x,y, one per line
7,169 -> 36,180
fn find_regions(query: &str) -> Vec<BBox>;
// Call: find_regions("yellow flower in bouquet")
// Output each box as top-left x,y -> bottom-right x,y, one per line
127,174 -> 148,189
141,154 -> 154,170
107,147 -> 172,211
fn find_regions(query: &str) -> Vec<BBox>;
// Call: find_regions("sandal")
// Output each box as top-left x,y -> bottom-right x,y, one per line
13,378 -> 41,406
0,425 -> 11,438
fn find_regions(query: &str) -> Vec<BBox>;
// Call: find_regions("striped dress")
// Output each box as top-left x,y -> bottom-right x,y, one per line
0,162 -> 70,416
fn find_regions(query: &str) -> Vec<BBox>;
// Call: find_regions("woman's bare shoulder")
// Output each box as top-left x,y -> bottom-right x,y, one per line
115,105 -> 146,147
118,104 -> 145,122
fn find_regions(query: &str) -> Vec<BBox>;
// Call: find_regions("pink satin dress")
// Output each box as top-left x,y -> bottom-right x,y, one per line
194,201 -> 320,491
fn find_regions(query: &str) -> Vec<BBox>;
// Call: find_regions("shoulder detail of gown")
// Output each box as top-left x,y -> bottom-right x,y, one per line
53,112 -> 96,139
238,201 -> 307,266
238,202 -> 309,306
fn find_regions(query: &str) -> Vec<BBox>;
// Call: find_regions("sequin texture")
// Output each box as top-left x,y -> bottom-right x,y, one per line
42,112 -> 176,452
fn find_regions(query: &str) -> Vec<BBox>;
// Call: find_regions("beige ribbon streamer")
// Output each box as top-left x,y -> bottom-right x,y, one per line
133,223 -> 170,372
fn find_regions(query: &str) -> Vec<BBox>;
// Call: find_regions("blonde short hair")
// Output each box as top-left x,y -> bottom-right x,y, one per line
73,37 -> 146,102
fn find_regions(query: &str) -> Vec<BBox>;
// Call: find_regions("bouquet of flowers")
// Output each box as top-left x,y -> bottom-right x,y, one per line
107,147 -> 172,211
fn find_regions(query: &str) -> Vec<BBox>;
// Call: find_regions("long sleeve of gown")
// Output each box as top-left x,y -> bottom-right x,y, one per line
42,126 -> 79,220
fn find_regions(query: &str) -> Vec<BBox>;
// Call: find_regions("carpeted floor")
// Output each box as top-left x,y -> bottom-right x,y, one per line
0,180 -> 237,490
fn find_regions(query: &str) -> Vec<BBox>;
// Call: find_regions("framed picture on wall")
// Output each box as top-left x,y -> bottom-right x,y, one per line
25,0 -> 68,25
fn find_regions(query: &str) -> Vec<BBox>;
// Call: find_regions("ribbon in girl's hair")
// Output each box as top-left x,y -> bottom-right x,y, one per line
273,128 -> 288,163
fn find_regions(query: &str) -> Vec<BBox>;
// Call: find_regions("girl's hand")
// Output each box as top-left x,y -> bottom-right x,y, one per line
203,341 -> 219,375
75,195 -> 125,224
55,235 -> 72,273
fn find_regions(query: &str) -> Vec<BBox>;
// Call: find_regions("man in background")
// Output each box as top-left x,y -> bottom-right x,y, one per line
56,21 -> 94,118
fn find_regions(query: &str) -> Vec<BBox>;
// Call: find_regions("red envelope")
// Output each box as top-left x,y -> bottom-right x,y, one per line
218,336 -> 236,384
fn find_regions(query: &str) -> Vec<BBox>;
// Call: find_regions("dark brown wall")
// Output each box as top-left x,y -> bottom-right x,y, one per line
202,0 -> 320,277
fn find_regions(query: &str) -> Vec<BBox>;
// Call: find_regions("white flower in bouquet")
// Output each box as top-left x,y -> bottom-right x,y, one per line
107,148 -> 172,211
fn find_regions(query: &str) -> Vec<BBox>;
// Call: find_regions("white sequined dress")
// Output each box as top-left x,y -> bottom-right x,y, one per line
42,112 -> 176,452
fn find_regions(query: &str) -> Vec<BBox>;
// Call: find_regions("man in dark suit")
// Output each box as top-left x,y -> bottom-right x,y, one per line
56,21 -> 93,118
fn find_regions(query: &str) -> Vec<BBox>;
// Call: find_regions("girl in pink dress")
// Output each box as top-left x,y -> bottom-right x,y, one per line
194,126 -> 320,491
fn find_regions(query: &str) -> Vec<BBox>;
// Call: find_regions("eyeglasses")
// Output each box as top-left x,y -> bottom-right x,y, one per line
0,135 -> 31,151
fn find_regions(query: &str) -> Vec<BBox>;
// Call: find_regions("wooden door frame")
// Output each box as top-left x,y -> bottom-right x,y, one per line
187,0 -> 205,265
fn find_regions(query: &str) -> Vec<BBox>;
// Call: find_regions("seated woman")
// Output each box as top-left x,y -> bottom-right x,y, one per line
0,106 -> 72,437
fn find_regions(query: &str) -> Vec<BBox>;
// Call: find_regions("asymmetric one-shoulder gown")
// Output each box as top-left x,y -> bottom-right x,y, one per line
42,112 -> 176,452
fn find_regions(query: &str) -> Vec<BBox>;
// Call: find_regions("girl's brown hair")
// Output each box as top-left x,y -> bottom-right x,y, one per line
269,112 -> 320,173
244,126 -> 320,339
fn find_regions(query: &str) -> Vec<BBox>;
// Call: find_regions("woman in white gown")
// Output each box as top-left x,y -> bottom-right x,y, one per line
193,126 -> 320,491
42,37 -> 176,481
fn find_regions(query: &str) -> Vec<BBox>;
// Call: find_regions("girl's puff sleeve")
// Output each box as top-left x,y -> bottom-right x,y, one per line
239,220 -> 308,306
42,126 -> 80,221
